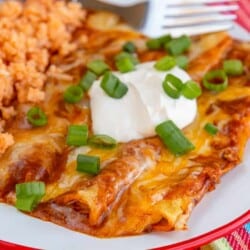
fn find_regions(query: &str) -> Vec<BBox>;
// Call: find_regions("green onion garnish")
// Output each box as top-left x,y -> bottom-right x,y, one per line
123,41 -> 136,53
204,123 -> 218,135
88,134 -> 117,149
163,81 -> 180,99
146,35 -> 172,50
115,52 -> 139,65
16,198 -> 39,212
181,80 -> 202,100
203,70 -> 228,92
115,56 -> 135,73
27,107 -> 48,127
155,120 -> 195,156
76,154 -> 100,175
165,35 -> 191,56
162,74 -> 183,99
15,181 -> 45,212
165,74 -> 184,90
154,56 -> 176,71
64,85 -> 84,104
66,124 -> 88,146
146,38 -> 162,50
223,59 -> 243,76
175,55 -> 188,69
87,59 -> 109,76
78,70 -> 97,91
100,71 -> 128,99
158,35 -> 172,46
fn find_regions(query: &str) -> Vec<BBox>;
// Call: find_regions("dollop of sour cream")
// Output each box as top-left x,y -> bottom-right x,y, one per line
89,62 -> 197,142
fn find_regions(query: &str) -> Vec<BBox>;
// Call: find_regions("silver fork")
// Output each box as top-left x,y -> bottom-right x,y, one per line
79,0 -> 239,37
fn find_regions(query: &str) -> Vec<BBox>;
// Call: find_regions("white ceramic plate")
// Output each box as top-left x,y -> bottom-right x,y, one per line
1,24 -> 249,250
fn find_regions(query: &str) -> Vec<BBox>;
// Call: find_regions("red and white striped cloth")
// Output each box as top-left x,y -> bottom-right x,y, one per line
236,0 -> 250,32
199,222 -> 250,250
210,0 -> 250,32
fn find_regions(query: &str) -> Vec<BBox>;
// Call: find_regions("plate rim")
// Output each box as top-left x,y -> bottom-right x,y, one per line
1,210 -> 249,250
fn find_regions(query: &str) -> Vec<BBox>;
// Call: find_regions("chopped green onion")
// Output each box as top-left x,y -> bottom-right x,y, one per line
165,35 -> 191,56
181,80 -> 202,99
223,59 -> 243,76
15,181 -> 45,212
64,85 -> 84,104
76,154 -> 100,175
175,55 -> 188,69
100,72 -> 128,99
27,107 -> 48,127
123,41 -> 136,53
66,124 -> 88,146
88,134 -> 117,149
158,35 -> 172,45
146,38 -> 162,50
155,120 -> 195,155
203,70 -> 228,92
115,56 -> 135,73
204,123 -> 218,135
87,59 -> 109,76
165,74 -> 184,90
115,52 -> 139,65
16,181 -> 46,197
162,74 -> 183,99
16,198 -> 39,212
146,35 -> 172,50
163,80 -> 180,99
78,70 -> 97,91
154,56 -> 176,71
